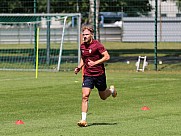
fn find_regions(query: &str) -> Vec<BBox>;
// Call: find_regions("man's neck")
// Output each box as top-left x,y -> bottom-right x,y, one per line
85,38 -> 93,45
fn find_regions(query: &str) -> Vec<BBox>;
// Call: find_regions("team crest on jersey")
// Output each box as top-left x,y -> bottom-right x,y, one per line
89,49 -> 92,53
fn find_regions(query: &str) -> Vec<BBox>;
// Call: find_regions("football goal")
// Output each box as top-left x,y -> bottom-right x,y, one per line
0,13 -> 81,72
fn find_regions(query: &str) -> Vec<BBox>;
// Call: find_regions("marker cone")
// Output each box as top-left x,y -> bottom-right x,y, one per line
16,120 -> 24,125
141,106 -> 150,111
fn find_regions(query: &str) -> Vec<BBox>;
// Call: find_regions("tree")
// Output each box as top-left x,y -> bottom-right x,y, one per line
88,0 -> 100,40
176,0 -> 181,12
0,0 -> 34,13
0,0 -> 153,16
99,0 -> 152,17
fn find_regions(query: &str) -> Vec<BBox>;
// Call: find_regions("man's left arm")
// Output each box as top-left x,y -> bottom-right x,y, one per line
88,51 -> 110,66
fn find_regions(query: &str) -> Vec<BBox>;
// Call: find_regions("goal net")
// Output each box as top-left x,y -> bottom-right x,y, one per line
0,13 -> 81,72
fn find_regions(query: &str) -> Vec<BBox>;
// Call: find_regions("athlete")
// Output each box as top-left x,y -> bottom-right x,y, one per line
74,24 -> 117,127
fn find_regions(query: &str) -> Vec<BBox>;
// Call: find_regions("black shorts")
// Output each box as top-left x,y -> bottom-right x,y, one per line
82,74 -> 107,91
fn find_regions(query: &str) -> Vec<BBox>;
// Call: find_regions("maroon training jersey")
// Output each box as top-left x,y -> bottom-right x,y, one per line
80,40 -> 107,76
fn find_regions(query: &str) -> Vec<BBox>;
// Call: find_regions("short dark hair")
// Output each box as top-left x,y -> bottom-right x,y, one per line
81,24 -> 94,34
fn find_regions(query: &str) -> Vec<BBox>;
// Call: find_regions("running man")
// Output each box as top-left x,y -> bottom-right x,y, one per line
74,24 -> 117,127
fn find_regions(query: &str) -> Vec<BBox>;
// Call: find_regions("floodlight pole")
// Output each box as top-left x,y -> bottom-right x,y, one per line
154,0 -> 158,71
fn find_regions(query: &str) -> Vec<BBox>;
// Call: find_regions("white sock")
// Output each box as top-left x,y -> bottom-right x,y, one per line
81,112 -> 87,121
110,87 -> 114,94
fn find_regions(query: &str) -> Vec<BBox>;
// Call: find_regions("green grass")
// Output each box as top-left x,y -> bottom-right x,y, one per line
0,70 -> 181,136
103,42 -> 181,50
0,42 -> 180,49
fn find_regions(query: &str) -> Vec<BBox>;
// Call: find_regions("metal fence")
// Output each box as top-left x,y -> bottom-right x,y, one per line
1,17 -> 180,43
1,0 -> 180,42
0,0 -> 181,71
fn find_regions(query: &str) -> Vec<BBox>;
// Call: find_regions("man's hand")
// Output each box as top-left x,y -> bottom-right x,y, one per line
88,59 -> 97,67
74,67 -> 81,74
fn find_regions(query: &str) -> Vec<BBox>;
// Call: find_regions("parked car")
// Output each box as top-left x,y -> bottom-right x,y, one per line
99,12 -> 127,24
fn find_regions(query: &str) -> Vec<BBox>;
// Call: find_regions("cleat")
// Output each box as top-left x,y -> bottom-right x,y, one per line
77,120 -> 88,127
110,85 -> 117,98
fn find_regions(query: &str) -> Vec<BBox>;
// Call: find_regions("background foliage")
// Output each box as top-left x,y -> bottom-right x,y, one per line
0,0 -> 152,17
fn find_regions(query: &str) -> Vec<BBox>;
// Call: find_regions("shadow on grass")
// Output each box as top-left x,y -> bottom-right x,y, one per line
88,122 -> 117,127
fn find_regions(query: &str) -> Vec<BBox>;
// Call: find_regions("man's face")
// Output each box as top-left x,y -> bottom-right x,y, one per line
82,29 -> 93,44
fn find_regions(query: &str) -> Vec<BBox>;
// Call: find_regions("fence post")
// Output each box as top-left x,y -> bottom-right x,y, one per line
34,0 -> 37,69
154,0 -> 158,71
94,0 -> 96,40
46,0 -> 50,65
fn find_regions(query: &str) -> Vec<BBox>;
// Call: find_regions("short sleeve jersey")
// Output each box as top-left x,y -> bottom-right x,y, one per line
80,40 -> 107,76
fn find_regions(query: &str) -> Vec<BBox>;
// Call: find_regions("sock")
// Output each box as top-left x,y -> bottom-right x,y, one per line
81,112 -> 87,121
110,87 -> 114,94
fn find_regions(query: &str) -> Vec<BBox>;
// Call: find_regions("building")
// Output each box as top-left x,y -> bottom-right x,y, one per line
149,0 -> 180,17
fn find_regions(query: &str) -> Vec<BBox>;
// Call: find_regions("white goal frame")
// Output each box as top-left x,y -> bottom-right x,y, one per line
0,13 -> 81,72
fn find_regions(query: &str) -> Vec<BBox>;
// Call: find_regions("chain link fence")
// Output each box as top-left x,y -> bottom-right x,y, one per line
0,0 -> 181,71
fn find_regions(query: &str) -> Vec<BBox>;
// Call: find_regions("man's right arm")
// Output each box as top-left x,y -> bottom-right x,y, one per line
74,58 -> 84,74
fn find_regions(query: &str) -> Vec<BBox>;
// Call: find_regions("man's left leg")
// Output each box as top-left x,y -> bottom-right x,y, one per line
99,86 -> 117,100
96,74 -> 117,100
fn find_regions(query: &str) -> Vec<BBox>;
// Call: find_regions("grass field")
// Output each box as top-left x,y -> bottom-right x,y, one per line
0,70 -> 181,136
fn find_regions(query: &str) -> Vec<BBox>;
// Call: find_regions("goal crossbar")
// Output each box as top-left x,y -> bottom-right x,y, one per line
0,13 -> 81,23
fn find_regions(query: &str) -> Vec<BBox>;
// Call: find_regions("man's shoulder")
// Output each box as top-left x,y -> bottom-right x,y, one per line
92,40 -> 104,47
92,39 -> 100,44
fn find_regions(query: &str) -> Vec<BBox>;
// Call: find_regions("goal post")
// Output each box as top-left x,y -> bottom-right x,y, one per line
57,16 -> 68,71
0,13 -> 81,72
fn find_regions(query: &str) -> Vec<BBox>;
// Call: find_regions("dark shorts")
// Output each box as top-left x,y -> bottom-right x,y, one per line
82,74 -> 107,91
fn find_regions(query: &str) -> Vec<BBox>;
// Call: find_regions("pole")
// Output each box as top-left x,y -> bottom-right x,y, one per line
93,0 -> 96,39
36,27 -> 39,79
57,17 -> 68,71
121,6 -> 124,42
77,0 -> 79,12
154,0 -> 158,71
78,14 -> 81,65
34,0 -> 37,69
46,0 -> 50,65
159,0 -> 162,41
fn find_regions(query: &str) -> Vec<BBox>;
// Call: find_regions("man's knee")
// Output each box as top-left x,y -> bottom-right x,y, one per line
82,93 -> 90,102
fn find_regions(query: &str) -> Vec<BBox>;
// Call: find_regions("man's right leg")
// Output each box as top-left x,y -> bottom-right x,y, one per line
77,87 -> 91,127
